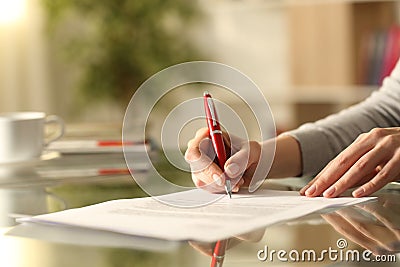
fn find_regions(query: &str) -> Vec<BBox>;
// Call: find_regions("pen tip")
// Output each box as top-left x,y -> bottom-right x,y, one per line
225,180 -> 232,199
203,91 -> 210,97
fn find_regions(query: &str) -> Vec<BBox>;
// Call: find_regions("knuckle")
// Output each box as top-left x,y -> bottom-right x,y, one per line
319,179 -> 331,187
356,132 -> 368,142
314,177 -> 331,188
355,159 -> 368,171
196,128 -> 209,138
382,135 -> 396,147
377,169 -> 390,181
374,142 -> 385,151
369,128 -> 386,138
335,156 -> 348,169
364,179 -> 379,192
184,148 -> 197,162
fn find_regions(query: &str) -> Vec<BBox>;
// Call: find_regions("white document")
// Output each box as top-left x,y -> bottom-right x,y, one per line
19,189 -> 375,242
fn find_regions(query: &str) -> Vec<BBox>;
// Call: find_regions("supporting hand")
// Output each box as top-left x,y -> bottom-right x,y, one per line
301,128 -> 400,198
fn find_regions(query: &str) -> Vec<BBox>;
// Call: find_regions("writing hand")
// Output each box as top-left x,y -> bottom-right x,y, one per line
300,127 -> 400,198
184,128 -> 261,193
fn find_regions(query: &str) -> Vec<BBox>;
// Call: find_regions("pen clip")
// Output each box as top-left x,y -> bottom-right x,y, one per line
207,97 -> 218,127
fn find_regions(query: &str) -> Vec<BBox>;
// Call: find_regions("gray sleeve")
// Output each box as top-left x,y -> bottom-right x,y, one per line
285,60 -> 400,177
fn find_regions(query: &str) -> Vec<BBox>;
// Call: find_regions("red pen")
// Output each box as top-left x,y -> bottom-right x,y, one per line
210,239 -> 228,267
204,92 -> 231,267
203,91 -> 232,198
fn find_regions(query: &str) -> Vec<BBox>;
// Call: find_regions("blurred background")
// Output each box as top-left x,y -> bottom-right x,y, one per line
1,2 -> 400,266
0,0 -> 400,135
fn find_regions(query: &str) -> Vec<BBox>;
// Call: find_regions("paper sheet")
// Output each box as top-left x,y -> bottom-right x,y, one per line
19,189 -> 376,242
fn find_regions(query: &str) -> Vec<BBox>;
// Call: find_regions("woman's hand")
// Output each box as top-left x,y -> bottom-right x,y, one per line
185,128 -> 301,193
301,127 -> 400,198
184,128 -> 262,193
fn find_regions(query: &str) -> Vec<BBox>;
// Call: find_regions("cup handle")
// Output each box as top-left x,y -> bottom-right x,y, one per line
44,115 -> 65,146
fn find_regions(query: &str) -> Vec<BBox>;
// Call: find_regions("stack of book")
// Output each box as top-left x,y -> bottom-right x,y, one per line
40,139 -> 152,179
358,25 -> 400,85
47,140 -> 151,154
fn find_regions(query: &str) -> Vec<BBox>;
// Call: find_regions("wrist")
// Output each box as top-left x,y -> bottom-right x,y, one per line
266,134 -> 302,178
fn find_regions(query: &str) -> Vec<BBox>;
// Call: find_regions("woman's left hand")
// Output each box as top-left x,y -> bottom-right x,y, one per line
300,127 -> 400,198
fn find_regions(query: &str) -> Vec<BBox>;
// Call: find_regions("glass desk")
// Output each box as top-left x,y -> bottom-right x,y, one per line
0,152 -> 399,267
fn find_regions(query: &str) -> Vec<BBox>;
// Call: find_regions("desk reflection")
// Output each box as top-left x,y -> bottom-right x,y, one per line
0,165 -> 66,227
322,193 -> 400,255
0,152 -> 399,267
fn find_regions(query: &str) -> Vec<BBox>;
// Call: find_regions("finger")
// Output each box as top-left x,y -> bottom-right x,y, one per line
304,132 -> 380,197
192,175 -> 224,193
299,162 -> 376,196
300,159 -> 375,196
322,212 -> 381,254
186,138 -> 217,173
188,241 -> 214,256
231,178 -> 244,193
224,141 -> 260,179
300,160 -> 337,195
300,175 -> 322,195
190,162 -> 225,192
185,128 -> 211,163
352,154 -> 400,197
188,143 -> 225,192
323,147 -> 388,198
357,203 -> 400,241
335,209 -> 396,252
350,170 -> 381,190
234,228 -> 266,242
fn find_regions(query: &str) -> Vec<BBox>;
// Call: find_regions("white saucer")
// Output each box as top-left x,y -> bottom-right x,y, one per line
0,151 -> 61,167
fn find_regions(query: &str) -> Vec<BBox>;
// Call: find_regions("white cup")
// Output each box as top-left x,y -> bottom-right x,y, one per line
0,112 -> 64,163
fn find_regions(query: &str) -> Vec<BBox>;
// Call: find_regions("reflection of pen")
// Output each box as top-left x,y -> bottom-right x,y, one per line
203,91 -> 232,198
211,239 -> 228,267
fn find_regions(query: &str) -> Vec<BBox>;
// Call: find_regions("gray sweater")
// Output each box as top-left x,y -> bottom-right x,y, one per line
287,60 -> 400,177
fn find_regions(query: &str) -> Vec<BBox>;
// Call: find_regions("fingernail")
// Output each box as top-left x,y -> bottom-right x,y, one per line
305,184 -> 316,196
226,163 -> 239,176
300,184 -> 310,194
323,186 -> 336,197
213,174 -> 223,186
232,179 -> 244,191
352,187 -> 365,198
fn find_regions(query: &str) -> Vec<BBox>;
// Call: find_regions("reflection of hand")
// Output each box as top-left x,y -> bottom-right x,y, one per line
184,128 -> 262,193
301,127 -> 400,198
322,194 -> 400,255
189,228 -> 265,257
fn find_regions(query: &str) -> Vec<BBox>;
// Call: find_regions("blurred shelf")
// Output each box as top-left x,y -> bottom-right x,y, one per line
260,85 -> 377,105
287,85 -> 377,104
213,0 -> 400,9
